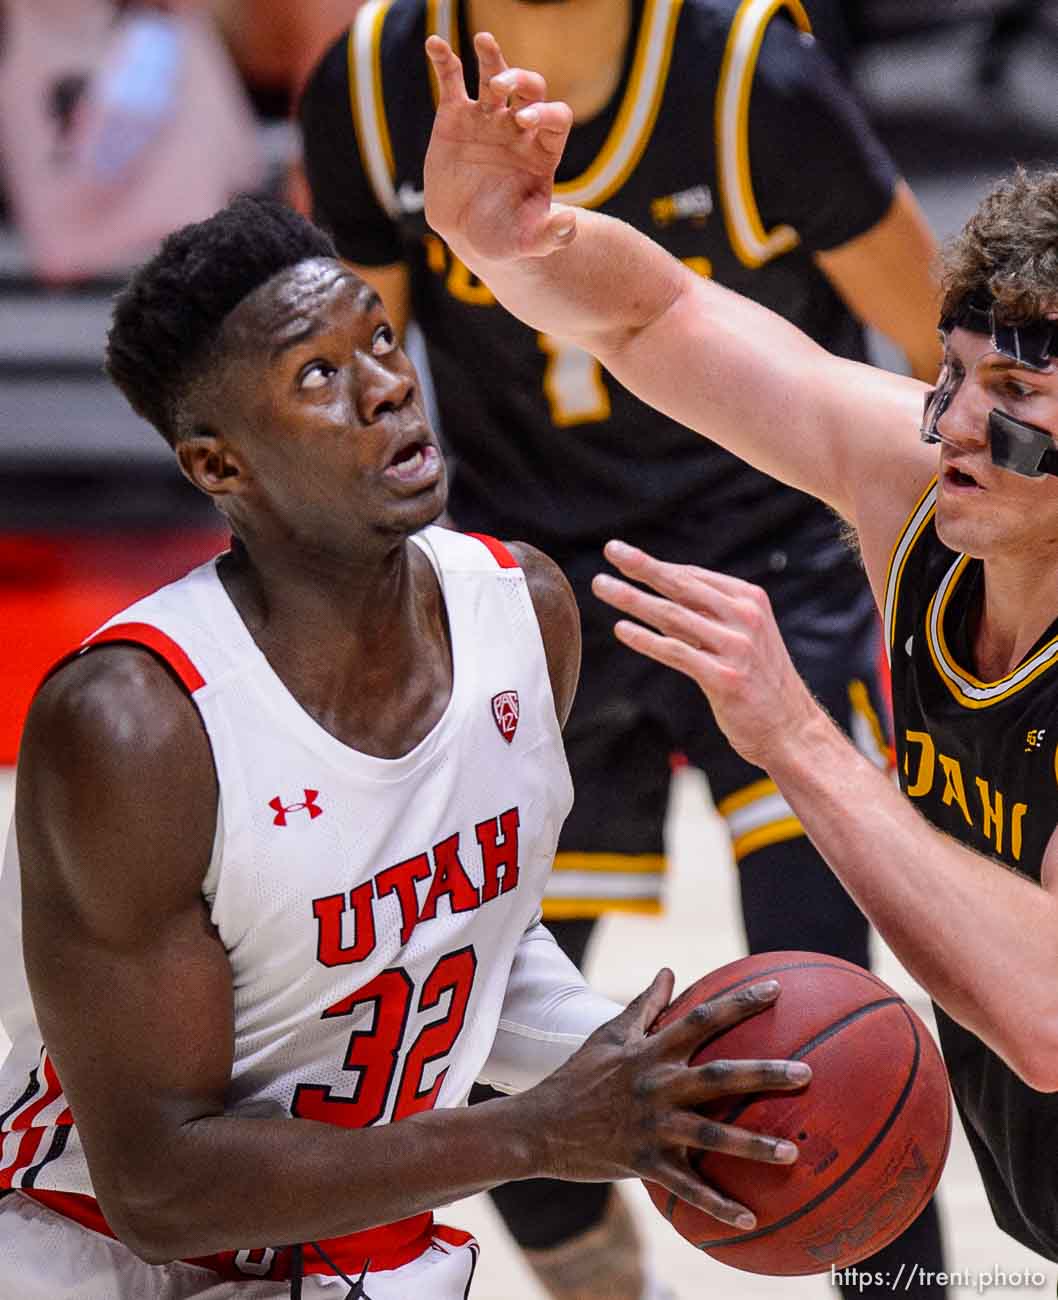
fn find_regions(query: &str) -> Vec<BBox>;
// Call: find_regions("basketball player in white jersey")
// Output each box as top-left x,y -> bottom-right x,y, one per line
0,196 -> 812,1298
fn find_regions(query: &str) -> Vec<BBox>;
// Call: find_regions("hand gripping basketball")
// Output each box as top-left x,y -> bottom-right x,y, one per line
424,32 -> 578,261
520,968 -> 813,1231
644,954 -> 952,1275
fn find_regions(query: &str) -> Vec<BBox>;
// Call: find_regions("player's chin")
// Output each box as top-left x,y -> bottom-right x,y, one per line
380,470 -> 449,535
934,503 -> 999,561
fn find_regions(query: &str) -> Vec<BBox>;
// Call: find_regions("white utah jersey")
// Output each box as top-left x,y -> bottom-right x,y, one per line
0,526 -> 573,1271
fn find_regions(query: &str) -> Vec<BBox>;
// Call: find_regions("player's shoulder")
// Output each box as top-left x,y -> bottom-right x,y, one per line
18,643 -> 219,927
676,0 -> 826,87
27,643 -> 202,771
18,646 -> 213,868
504,542 -> 575,611
416,530 -> 580,722
505,542 -> 581,727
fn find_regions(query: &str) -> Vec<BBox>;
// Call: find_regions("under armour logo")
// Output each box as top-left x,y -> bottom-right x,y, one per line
269,790 -> 323,826
491,691 -> 519,744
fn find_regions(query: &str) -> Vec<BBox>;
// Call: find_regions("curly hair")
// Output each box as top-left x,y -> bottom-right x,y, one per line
105,195 -> 336,447
940,168 -> 1058,323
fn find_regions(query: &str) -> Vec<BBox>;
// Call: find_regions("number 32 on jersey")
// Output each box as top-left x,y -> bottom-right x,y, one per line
292,946 -> 477,1127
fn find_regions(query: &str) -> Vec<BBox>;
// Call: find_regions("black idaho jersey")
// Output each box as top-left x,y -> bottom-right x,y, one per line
302,0 -> 896,591
885,480 -> 1058,1262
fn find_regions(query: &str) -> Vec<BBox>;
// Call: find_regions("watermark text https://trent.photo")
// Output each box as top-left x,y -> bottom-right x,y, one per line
831,1264 -> 1050,1294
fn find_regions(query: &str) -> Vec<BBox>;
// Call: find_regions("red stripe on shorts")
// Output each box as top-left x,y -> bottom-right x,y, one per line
23,1191 -> 442,1281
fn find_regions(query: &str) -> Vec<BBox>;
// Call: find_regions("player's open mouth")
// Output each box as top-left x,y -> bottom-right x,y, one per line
944,465 -> 981,490
384,440 -> 440,486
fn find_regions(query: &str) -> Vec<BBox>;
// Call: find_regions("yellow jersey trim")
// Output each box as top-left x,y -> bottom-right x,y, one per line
428,0 -> 682,208
716,0 -> 810,269
882,478 -> 937,660
926,555 -> 1058,709
553,0 -> 683,208
551,851 -> 666,875
717,779 -> 804,862
732,817 -> 805,862
716,776 -> 777,817
543,898 -> 664,919
544,852 -> 666,912
350,0 -> 398,217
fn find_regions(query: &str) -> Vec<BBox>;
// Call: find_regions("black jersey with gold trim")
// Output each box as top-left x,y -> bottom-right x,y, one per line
884,480 -> 1058,1261
302,0 -> 896,579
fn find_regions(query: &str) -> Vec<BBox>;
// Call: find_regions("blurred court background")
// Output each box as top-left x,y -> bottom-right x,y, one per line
4,2 -> 1058,1294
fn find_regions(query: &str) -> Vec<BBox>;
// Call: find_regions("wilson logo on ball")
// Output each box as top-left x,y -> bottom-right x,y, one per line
491,691 -> 519,744
269,790 -> 323,827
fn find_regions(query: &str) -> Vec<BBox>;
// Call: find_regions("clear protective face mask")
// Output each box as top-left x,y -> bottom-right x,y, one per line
920,294 -> 1058,478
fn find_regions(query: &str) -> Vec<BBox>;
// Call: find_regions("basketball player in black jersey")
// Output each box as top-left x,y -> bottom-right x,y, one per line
300,2 -> 944,1295
423,31 -> 1058,1272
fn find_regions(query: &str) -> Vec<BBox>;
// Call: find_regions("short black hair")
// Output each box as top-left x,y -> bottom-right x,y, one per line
105,195 -> 337,446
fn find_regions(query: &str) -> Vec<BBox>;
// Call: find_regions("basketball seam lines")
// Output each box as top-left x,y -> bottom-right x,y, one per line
715,996 -> 902,1128
689,1001 -> 923,1252
666,960 -> 890,1029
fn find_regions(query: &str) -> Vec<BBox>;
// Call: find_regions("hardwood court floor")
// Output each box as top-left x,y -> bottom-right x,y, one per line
1,767 -> 1053,1298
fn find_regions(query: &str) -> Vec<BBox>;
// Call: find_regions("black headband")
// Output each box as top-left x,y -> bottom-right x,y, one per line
941,290 -> 1058,371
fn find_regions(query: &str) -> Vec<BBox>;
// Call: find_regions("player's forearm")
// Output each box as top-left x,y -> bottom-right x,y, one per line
108,1095 -> 546,1263
766,709 -> 1058,1090
448,208 -> 687,357
449,209 -> 875,512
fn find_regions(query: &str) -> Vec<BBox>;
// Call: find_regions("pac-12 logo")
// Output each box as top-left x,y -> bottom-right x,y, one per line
269,789 -> 323,826
491,691 -> 519,744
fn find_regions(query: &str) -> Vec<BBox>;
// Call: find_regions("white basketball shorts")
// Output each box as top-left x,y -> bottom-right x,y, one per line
0,1192 -> 479,1299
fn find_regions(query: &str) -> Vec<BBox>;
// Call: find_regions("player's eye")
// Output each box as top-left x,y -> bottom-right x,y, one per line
298,361 -> 335,390
1001,378 -> 1034,402
372,324 -> 397,357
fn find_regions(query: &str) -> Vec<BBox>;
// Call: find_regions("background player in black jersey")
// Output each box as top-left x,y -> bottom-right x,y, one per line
300,2 -> 945,1297
422,33 -> 1058,1275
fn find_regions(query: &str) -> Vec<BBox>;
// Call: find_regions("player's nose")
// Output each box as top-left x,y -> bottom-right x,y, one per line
935,379 -> 989,451
355,352 -> 415,425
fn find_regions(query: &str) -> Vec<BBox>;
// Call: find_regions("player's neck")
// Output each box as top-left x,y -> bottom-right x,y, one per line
217,538 -> 453,756
466,0 -> 632,122
973,559 -> 1058,681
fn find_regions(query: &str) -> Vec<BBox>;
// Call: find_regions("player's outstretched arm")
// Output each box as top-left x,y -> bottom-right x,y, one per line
592,542 -> 1058,1090
18,647 -> 812,1261
424,33 -> 933,549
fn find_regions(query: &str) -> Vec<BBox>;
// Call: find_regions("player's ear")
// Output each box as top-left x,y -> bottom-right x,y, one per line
176,430 -> 247,501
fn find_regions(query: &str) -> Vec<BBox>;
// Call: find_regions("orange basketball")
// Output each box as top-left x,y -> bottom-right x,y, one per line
645,951 -> 952,1276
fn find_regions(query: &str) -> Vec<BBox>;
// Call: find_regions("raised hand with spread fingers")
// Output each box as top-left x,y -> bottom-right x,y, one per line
424,32 -> 577,262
